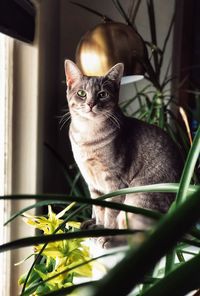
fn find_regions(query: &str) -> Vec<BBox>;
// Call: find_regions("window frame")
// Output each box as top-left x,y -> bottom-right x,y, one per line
0,33 -> 12,296
0,24 -> 40,296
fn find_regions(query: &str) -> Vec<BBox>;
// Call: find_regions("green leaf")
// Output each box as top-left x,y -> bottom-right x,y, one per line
16,183 -> 197,293
140,269 -> 155,293
147,0 -> 159,76
120,94 -> 139,111
4,200 -> 70,226
98,183 -> 197,201
2,183 -> 198,225
0,229 -> 141,252
70,171 -> 81,195
141,253 -> 200,296
164,250 -> 176,275
159,13 -> 175,74
146,94 -> 159,123
166,109 -> 190,153
165,124 -> 182,151
19,183 -> 185,293
158,104 -> 165,129
91,186 -> 200,296
190,227 -> 200,240
40,281 -> 97,296
182,238 -> 200,248
21,251 -> 122,296
4,195 -> 161,226
175,125 -> 200,205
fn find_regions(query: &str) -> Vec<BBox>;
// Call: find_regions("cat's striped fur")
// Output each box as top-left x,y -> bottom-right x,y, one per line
64,60 -> 183,248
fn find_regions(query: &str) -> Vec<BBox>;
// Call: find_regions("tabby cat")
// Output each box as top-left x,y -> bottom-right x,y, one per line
64,60 -> 183,248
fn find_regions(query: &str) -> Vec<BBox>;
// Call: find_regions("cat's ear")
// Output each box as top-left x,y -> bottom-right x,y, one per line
64,60 -> 83,87
105,63 -> 124,84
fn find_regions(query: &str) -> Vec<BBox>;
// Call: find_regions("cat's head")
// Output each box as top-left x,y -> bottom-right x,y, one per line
64,60 -> 124,120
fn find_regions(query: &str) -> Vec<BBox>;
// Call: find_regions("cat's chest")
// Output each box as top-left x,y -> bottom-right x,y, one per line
71,139 -> 110,191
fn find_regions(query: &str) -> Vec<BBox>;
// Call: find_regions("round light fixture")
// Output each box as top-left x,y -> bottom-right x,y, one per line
75,22 -> 146,83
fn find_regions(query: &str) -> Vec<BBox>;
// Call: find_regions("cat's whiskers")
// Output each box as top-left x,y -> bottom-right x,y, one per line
104,110 -> 121,129
58,111 -> 71,130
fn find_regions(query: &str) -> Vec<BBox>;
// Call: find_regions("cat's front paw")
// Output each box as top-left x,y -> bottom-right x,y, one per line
96,236 -> 113,249
81,218 -> 96,230
96,235 -> 127,249
81,219 -> 104,230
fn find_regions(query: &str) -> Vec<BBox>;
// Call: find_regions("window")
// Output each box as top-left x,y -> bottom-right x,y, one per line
0,30 -> 38,294
0,36 -> 5,195
0,33 -> 11,296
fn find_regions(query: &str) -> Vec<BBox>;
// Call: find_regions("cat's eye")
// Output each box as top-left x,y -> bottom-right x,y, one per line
77,90 -> 87,98
98,91 -> 108,99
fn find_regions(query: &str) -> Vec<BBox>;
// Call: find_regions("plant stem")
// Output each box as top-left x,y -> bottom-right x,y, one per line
175,126 -> 200,205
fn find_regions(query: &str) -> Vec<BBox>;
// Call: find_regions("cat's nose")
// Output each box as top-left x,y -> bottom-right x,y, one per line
87,102 -> 95,110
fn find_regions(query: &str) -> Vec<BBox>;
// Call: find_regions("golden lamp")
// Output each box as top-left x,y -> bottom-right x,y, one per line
75,22 -> 147,84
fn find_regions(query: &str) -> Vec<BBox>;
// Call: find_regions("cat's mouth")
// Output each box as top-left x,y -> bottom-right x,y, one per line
75,105 -> 104,119
84,106 -> 100,117
84,110 -> 98,118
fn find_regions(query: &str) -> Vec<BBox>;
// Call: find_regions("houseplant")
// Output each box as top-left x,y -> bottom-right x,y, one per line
0,1 -> 200,295
1,125 -> 200,296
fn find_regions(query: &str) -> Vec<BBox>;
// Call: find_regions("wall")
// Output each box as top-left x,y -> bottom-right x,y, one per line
10,0 -> 60,294
37,0 -> 60,193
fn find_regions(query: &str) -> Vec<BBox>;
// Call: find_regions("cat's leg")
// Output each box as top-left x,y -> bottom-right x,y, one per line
103,178 -> 126,228
98,192 -> 153,248
117,201 -> 154,230
120,177 -> 174,231
98,193 -> 126,249
114,193 -> 155,247
81,188 -> 105,230
84,184 -> 127,248
118,191 -> 169,231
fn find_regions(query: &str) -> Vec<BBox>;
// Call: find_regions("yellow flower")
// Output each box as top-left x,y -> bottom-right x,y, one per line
23,205 -> 70,234
23,203 -> 78,234
19,204 -> 93,295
